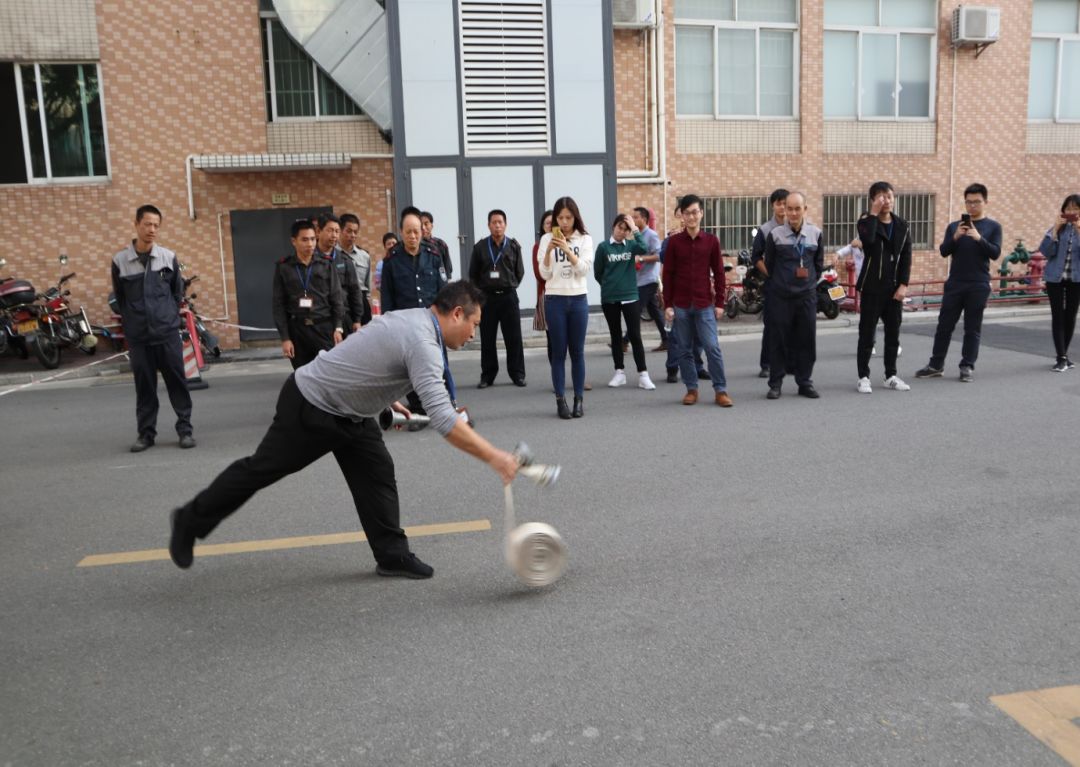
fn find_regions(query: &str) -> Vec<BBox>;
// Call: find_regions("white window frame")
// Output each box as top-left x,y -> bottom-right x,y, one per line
9,61 -> 111,186
261,16 -> 365,123
823,1 -> 938,122
674,2 -> 801,121
1029,9 -> 1080,123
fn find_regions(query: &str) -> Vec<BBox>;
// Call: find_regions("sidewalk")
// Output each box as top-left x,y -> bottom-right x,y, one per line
0,304 -> 1051,388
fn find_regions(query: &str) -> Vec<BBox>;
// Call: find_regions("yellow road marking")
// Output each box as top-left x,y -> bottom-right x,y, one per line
77,519 -> 492,568
991,685 -> 1080,766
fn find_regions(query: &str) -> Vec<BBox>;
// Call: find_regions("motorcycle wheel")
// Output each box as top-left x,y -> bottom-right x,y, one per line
745,300 -> 764,315
30,334 -> 61,369
725,301 -> 739,319
822,299 -> 840,320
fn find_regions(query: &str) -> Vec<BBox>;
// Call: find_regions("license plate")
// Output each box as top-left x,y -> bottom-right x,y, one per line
828,286 -> 846,301
16,319 -> 38,334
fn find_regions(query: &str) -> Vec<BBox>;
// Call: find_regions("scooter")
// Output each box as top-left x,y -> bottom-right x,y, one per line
724,249 -> 766,319
181,275 -> 221,359
816,263 -> 844,320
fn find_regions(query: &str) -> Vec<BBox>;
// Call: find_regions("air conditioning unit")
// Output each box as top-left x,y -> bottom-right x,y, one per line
952,5 -> 1001,46
612,0 -> 655,29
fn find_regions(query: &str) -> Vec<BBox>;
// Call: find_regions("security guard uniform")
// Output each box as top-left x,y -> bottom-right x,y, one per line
272,252 -> 345,369
762,222 -> 824,390
468,235 -> 526,384
322,247 -> 365,333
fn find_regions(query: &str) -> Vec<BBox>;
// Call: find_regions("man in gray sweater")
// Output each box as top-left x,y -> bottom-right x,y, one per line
169,281 -> 519,578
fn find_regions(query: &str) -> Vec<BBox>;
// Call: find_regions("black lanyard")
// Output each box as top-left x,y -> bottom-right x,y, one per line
488,237 -> 505,268
295,263 -> 314,295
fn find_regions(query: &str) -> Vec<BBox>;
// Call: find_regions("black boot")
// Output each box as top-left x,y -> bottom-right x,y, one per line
556,397 -> 571,419
572,396 -> 584,418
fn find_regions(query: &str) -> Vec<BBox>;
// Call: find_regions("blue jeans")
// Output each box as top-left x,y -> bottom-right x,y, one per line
545,294 -> 589,397
674,306 -> 727,392
666,322 -> 704,372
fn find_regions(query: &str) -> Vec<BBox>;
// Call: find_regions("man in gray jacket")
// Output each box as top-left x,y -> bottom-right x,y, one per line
111,204 -> 194,452
168,281 -> 518,579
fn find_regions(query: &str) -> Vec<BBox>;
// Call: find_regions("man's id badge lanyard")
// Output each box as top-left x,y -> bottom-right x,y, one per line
488,237 -> 505,281
794,234 -> 808,280
429,311 -> 458,403
296,263 -> 314,309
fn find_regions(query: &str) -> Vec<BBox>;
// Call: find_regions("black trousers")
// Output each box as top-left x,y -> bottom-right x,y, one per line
128,333 -> 192,440
857,290 -> 903,379
1047,280 -> 1080,359
637,282 -> 667,340
603,301 -> 646,372
759,292 -> 772,369
479,290 -> 525,383
176,375 -> 408,562
766,290 -> 816,388
288,318 -> 334,370
929,282 -> 991,369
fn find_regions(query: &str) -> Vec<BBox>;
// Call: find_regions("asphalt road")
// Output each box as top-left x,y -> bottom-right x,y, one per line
1,315 -> 1078,766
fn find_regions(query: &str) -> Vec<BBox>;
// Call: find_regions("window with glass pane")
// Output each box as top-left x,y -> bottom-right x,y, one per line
717,29 -> 756,115
760,30 -> 794,116
18,63 -> 107,181
262,19 -> 362,120
676,26 -> 714,115
675,0 -> 733,22
1028,39 -> 1057,119
1032,0 -> 1080,33
675,0 -> 797,118
1061,41 -> 1080,120
824,0 -> 936,120
898,35 -> 931,117
861,34 -> 896,117
824,31 -> 857,117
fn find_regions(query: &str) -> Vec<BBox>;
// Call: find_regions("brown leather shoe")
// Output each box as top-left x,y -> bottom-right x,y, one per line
682,389 -> 698,405
715,391 -> 733,408
652,341 -> 668,352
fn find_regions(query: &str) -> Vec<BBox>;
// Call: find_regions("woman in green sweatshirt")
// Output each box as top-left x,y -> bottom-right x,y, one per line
593,213 -> 655,390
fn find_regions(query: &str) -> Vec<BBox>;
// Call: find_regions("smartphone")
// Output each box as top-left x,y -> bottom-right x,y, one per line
960,214 -> 971,225
1065,213 -> 1079,223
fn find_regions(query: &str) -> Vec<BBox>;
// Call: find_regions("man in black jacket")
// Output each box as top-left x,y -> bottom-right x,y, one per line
272,219 -> 345,369
469,209 -> 526,387
316,213 -> 364,334
855,181 -> 912,393
111,204 -> 194,452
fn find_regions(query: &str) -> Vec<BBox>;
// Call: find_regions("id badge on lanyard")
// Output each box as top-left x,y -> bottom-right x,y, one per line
794,237 -> 808,280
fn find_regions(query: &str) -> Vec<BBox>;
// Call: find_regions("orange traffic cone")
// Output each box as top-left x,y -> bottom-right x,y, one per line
181,330 -> 208,390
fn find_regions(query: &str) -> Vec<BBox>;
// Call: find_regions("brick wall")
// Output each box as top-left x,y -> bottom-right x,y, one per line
617,0 -> 1080,287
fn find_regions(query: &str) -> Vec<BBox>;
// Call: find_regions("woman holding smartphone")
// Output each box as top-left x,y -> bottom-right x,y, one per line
539,196 -> 593,419
1038,194 -> 1080,372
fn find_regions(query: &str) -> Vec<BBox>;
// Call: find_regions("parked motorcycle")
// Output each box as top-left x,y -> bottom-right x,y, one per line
0,260 -> 31,360
816,263 -> 844,320
181,275 -> 221,359
724,249 -> 766,319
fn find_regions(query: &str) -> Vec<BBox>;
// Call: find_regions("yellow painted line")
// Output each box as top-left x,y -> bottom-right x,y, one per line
991,684 -> 1080,766
77,519 -> 491,568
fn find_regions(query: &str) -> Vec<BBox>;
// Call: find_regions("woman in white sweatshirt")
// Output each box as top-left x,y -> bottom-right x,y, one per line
539,196 -> 593,419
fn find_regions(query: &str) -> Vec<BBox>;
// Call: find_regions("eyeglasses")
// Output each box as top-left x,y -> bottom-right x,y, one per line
964,199 -> 984,206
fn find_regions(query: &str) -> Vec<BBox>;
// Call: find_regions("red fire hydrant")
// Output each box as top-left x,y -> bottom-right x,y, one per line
1027,251 -> 1046,297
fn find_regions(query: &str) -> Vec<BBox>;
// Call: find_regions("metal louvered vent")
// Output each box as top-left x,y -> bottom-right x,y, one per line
459,0 -> 551,156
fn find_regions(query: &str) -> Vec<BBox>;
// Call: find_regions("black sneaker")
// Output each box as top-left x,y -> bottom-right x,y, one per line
376,552 -> 434,579
130,436 -> 154,453
179,434 -> 196,449
959,365 -> 973,382
696,369 -> 710,380
665,369 -> 678,384
169,509 -> 195,569
758,367 -> 770,379
1052,359 -> 1068,373
766,387 -> 781,400
1067,358 -> 1076,369
915,365 -> 943,378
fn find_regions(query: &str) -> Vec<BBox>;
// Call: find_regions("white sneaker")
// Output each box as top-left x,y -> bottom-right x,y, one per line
897,345 -> 903,357
638,371 -> 656,390
871,346 -> 876,356
608,369 -> 627,387
883,375 -> 911,391
857,377 -> 872,393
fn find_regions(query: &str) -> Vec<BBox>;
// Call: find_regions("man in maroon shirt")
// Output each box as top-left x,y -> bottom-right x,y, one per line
662,194 -> 733,407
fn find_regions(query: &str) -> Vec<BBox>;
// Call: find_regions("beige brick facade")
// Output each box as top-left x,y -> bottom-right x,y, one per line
617,0 -> 1080,287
